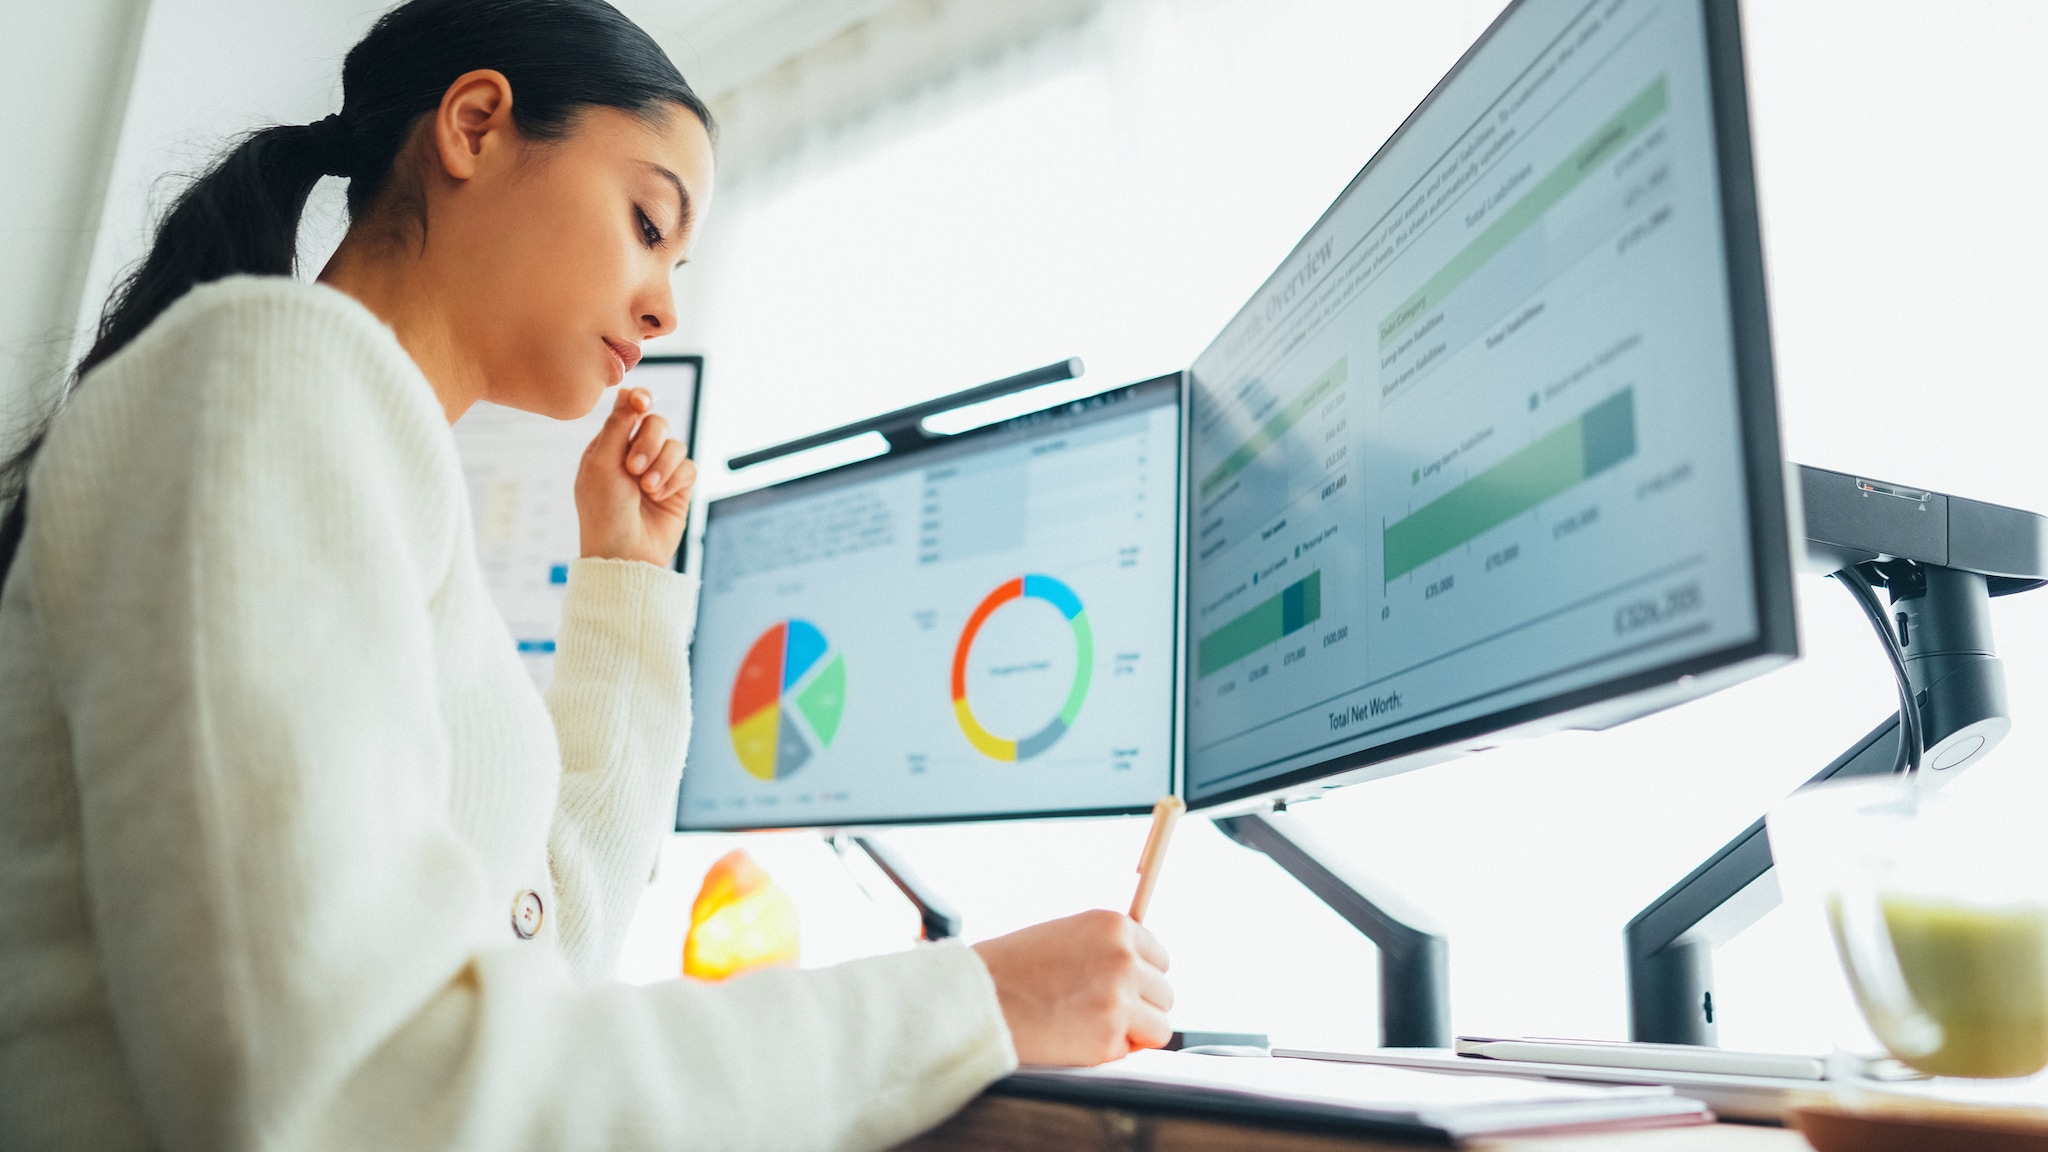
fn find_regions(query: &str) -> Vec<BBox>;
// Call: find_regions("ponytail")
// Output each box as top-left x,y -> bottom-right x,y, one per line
83,117 -> 352,384
0,0 -> 711,582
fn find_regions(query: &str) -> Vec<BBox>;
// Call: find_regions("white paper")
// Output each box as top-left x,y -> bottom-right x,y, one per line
1050,1049 -> 1671,1109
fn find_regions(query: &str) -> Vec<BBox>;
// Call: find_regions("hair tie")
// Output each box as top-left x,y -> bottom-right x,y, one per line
308,113 -> 355,178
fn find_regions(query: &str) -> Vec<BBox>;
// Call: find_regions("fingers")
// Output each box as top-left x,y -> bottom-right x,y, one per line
658,456 -> 698,504
1133,958 -> 1174,1014
1127,921 -> 1170,973
625,413 -> 670,477
608,396 -> 693,502
590,386 -> 653,459
1125,999 -> 1173,1052
1124,921 -> 1173,1051
642,440 -> 690,499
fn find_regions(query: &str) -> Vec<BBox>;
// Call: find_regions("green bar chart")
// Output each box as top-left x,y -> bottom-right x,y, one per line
1383,389 -> 1637,582
1199,569 -> 1323,677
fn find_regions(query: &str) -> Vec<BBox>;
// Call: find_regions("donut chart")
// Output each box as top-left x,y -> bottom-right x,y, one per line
729,620 -> 846,781
950,575 -> 1093,761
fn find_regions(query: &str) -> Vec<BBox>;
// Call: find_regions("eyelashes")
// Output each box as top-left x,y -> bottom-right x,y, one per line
635,206 -> 664,248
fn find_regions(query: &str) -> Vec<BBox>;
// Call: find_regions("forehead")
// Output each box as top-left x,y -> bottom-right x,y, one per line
564,104 -> 714,197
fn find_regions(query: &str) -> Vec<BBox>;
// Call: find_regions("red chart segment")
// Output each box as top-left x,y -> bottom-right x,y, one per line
730,623 -> 786,726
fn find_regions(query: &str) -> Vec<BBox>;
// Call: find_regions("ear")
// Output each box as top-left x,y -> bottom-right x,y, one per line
432,69 -> 516,181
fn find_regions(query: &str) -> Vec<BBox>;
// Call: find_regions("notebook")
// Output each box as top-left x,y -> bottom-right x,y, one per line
995,1049 -> 1715,1144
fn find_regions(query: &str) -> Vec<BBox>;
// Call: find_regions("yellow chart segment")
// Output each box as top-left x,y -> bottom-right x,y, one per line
952,697 -> 1018,761
731,703 -> 782,781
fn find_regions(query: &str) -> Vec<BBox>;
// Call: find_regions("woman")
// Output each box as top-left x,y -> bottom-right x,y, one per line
0,1 -> 1172,1148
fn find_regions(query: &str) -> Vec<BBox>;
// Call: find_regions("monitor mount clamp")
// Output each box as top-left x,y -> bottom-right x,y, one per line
1627,464 -> 2048,1045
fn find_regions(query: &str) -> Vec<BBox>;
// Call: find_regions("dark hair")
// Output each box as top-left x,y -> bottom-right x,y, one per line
0,0 -> 712,579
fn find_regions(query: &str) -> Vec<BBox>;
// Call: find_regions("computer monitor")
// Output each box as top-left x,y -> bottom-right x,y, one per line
455,355 -> 703,691
1182,0 -> 1796,810
678,374 -> 1182,830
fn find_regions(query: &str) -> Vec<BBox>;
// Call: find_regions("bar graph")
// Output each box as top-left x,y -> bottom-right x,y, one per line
1383,388 -> 1637,582
1198,569 -> 1323,678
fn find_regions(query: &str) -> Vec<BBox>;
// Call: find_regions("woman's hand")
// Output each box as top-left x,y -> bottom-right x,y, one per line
576,386 -> 696,566
972,909 -> 1173,1066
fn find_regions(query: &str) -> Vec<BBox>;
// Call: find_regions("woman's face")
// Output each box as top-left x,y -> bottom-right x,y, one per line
433,101 -> 715,420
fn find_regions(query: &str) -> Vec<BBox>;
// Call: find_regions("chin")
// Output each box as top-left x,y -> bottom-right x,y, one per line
512,376 -> 604,421
561,381 -> 609,420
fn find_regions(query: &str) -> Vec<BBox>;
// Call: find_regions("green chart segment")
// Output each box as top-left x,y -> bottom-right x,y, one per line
1378,75 -> 1670,349
1198,569 -> 1322,678
1199,357 -> 1348,500
1384,388 -> 1637,582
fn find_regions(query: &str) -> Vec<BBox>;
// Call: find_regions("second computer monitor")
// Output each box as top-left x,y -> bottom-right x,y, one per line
1183,0 -> 1796,809
679,375 -> 1181,830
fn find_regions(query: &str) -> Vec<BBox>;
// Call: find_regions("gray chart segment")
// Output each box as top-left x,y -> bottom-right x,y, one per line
775,706 -> 812,778
1015,719 -> 1068,761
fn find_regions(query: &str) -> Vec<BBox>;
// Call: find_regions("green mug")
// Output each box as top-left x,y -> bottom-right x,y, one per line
1770,778 -> 2048,1079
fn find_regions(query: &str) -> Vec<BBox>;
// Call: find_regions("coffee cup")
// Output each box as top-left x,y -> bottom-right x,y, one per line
1769,777 -> 2048,1079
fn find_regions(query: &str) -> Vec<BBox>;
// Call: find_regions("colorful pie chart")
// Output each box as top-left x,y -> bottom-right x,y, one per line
950,574 -> 1093,761
729,619 -> 846,781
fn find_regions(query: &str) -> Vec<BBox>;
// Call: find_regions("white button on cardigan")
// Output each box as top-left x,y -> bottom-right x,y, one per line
512,890 -> 545,939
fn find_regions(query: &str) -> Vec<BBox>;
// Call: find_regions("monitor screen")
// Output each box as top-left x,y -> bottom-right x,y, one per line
455,356 -> 702,691
1183,0 -> 1794,809
679,375 -> 1181,830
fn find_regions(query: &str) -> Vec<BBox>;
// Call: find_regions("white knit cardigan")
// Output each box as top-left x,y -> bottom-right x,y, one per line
0,277 -> 1014,1152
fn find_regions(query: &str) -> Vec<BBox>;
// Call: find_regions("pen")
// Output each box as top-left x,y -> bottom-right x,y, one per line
1127,795 -> 1185,922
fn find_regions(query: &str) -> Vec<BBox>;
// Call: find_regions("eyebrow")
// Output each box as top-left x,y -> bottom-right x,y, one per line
644,162 -> 693,253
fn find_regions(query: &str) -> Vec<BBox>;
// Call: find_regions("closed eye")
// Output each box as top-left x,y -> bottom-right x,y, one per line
635,205 -> 664,248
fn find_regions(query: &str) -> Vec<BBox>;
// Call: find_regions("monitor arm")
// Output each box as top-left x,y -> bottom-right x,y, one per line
1626,464 -> 2047,1044
833,833 -> 963,941
1214,810 -> 1451,1047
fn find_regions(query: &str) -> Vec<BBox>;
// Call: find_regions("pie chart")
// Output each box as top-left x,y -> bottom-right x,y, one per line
728,619 -> 846,781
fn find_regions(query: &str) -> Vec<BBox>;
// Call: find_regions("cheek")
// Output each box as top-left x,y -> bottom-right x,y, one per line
479,197 -> 638,415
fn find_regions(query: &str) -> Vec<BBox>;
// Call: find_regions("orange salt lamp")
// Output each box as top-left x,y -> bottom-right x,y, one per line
682,848 -> 800,981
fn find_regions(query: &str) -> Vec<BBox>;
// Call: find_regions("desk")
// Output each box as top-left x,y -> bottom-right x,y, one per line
897,1094 -> 1810,1151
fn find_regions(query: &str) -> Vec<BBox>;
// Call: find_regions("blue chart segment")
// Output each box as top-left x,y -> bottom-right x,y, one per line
783,620 -> 828,688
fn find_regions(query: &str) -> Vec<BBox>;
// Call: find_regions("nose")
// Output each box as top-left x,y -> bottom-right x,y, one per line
637,267 -> 677,339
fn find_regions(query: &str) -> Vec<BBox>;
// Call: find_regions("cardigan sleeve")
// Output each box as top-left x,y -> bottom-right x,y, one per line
31,279 -> 1014,1152
544,557 -> 699,982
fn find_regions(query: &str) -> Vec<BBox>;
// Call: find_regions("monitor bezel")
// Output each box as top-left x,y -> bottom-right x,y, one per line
1182,0 -> 1797,812
678,372 -> 1187,832
635,354 -> 705,575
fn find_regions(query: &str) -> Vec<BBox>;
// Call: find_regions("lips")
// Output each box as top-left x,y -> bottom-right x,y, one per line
603,336 -> 643,376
